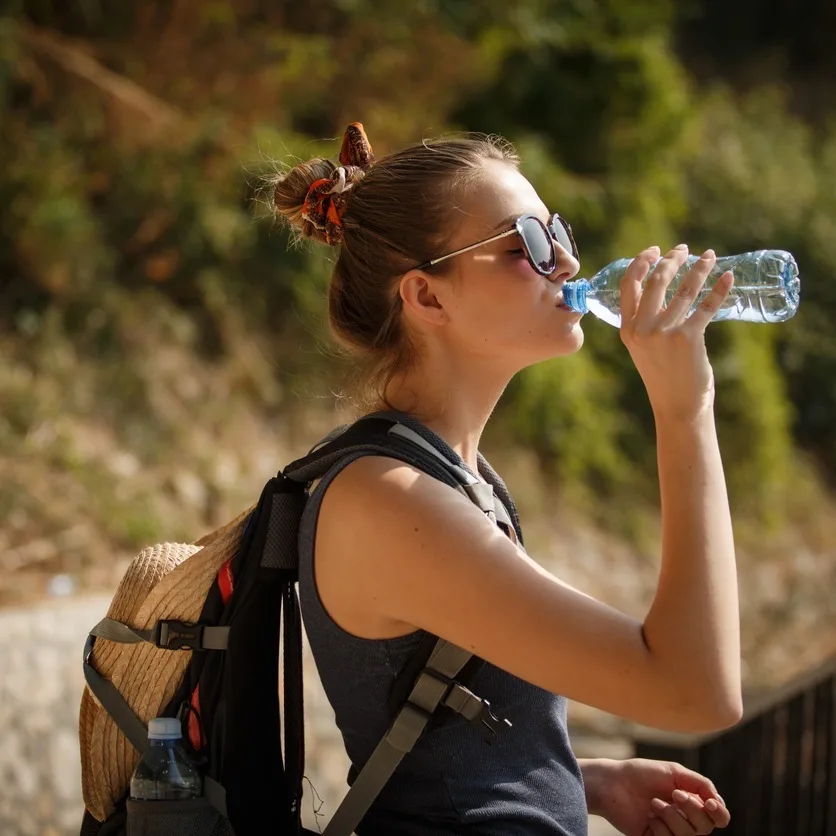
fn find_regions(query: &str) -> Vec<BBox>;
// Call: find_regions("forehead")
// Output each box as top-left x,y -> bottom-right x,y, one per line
452,160 -> 548,241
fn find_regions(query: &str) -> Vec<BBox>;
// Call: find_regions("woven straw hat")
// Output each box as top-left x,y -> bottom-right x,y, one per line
79,506 -> 254,822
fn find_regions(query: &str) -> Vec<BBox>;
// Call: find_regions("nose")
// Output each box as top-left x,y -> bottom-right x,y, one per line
549,248 -> 580,283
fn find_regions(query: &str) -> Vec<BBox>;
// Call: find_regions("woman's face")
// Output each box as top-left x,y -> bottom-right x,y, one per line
409,159 -> 584,372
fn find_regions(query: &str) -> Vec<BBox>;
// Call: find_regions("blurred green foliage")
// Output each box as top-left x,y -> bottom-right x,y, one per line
2,0 -> 835,538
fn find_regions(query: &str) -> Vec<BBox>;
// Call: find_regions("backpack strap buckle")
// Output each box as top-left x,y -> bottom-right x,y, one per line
155,619 -> 206,651
442,681 -> 512,744
417,667 -> 512,744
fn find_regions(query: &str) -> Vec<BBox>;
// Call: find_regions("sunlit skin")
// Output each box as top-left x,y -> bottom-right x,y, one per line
389,161 -> 583,432
340,159 -> 736,835
372,159 -> 583,470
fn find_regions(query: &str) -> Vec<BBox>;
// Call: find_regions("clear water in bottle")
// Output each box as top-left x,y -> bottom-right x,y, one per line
562,249 -> 800,328
129,717 -> 202,800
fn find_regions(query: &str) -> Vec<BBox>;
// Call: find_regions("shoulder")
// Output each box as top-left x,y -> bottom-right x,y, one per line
313,453 -> 506,639
319,454 -> 496,548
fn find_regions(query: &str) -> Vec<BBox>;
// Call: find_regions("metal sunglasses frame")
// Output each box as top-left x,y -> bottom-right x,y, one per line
414,212 -> 578,275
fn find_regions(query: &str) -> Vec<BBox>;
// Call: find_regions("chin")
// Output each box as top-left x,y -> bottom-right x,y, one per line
506,321 -> 585,369
520,331 -> 584,367
552,323 -> 585,356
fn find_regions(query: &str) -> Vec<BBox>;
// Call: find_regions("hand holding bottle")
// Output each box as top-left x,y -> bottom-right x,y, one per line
619,244 -> 734,423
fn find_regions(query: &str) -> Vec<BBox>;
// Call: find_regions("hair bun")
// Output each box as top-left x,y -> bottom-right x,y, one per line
270,123 -> 374,246
270,157 -> 334,244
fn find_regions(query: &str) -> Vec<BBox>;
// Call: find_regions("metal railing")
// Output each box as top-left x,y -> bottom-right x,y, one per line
633,655 -> 836,835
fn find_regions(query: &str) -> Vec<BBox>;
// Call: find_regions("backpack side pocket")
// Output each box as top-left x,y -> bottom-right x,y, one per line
125,797 -> 234,836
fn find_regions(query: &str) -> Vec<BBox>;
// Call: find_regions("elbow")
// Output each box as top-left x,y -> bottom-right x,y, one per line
680,691 -> 744,734
656,682 -> 744,734
700,672 -> 745,731
704,693 -> 744,731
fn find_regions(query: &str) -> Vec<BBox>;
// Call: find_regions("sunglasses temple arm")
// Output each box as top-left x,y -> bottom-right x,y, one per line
420,229 -> 518,269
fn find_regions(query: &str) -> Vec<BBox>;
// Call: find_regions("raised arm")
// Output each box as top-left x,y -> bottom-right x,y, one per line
315,449 -> 741,734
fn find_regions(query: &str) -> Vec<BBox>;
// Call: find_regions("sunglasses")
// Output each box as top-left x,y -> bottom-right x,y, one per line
414,212 -> 578,276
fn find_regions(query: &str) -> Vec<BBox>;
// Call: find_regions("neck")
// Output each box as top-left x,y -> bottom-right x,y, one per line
368,351 -> 514,474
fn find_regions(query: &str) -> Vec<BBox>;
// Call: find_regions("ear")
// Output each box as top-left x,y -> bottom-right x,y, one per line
398,268 -> 451,327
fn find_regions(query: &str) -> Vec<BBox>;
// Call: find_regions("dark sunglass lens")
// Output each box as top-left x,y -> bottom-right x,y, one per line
551,215 -> 577,259
521,217 -> 555,274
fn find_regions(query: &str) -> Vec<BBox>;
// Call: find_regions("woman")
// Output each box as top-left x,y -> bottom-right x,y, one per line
271,124 -> 742,836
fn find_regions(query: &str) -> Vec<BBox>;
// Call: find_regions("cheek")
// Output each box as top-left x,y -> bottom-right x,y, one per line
509,255 -> 539,279
468,279 -> 547,340
452,257 -> 548,337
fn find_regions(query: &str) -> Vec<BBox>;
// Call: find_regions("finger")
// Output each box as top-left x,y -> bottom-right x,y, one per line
668,764 -> 721,800
703,797 -> 731,828
620,246 -> 660,324
635,243 -> 690,328
682,270 -> 734,332
671,789 -> 716,834
648,816 -> 676,836
661,249 -> 717,328
670,767 -> 730,825
650,798 -> 698,836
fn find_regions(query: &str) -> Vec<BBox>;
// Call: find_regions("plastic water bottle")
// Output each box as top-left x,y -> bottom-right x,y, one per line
129,717 -> 202,800
562,249 -> 800,327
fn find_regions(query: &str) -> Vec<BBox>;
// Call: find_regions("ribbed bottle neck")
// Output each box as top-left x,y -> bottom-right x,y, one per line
563,278 -> 591,314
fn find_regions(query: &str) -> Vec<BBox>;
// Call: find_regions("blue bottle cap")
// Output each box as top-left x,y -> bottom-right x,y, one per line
148,717 -> 183,740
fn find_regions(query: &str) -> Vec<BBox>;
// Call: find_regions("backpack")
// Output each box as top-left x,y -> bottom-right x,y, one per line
78,409 -> 524,836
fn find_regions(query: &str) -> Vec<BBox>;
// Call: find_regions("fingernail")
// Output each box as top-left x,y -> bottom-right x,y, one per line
706,799 -> 718,811
672,789 -> 689,803
701,248 -> 715,259
675,243 -> 688,250
717,795 -> 726,805
651,798 -> 666,811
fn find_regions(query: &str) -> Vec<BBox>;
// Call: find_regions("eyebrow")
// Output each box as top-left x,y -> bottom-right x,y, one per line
488,213 -> 523,233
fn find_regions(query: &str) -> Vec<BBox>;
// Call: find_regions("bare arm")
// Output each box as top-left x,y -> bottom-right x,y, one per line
316,449 -> 742,734
642,410 -> 742,722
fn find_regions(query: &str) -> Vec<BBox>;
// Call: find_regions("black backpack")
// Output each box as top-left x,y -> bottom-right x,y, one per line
79,410 -> 524,836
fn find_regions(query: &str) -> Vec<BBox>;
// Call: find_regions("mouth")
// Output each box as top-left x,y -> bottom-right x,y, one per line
556,297 -> 581,314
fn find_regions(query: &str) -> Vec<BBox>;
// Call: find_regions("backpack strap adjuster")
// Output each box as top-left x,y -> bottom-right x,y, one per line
155,619 -> 207,651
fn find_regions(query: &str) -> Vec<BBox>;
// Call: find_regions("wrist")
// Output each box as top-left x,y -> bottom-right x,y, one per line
653,403 -> 715,427
653,405 -> 718,439
652,394 -> 716,429
578,758 -> 619,816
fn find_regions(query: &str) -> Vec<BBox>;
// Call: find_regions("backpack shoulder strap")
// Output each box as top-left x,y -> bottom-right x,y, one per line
282,415 -> 462,492
477,451 -> 524,548
375,410 -> 524,545
322,637 -> 510,836
287,410 -> 523,543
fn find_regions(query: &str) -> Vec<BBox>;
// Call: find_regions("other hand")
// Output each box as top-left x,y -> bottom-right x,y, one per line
589,757 -> 730,836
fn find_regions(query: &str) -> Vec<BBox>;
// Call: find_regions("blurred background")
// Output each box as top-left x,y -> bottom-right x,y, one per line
1,1 -> 835,834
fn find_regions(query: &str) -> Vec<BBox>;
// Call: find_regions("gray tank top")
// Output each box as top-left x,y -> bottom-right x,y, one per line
298,433 -> 589,835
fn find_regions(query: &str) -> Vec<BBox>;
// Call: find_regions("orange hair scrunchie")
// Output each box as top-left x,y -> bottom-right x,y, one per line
301,122 -> 375,246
